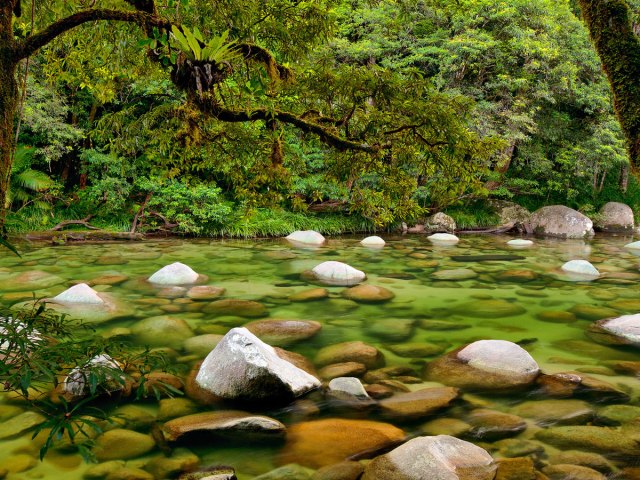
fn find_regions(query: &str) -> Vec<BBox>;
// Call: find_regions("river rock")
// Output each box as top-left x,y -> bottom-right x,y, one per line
511,399 -> 593,426
495,269 -> 538,283
286,230 -> 326,246
427,233 -> 459,244
427,213 -> 457,232
542,464 -> 606,480
144,448 -> 200,479
361,236 -> 386,247
587,314 -> 640,347
148,262 -> 200,285
131,316 -> 194,350
535,425 -> 640,457
63,354 -> 123,397
561,260 -> 600,278
203,299 -> 268,318
624,240 -> 640,250
465,409 -> 527,440
537,311 -> 577,323
310,261 -> 366,286
315,341 -> 384,369
254,464 -> 315,480
378,387 -> 459,421
547,451 -> 613,473
244,319 -> 322,346
424,340 -> 540,392
0,270 -> 64,292
342,284 -> 394,303
452,299 -> 525,318
569,305 -> 618,321
162,410 -> 286,442
530,205 -> 594,238
361,435 -> 496,480
311,461 -> 364,480
183,334 -> 224,357
54,283 -> 104,304
327,377 -> 371,402
0,411 -> 46,439
280,418 -> 405,468
596,202 -> 635,232
319,362 -> 367,380
432,268 -> 477,281
195,327 -> 320,403
290,288 -> 329,302
388,342 -> 447,358
93,429 -> 155,461
186,285 -> 225,300
507,239 -> 534,247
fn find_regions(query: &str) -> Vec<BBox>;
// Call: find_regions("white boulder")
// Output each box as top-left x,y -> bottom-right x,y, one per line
286,230 -> 326,246
63,354 -> 123,397
624,241 -> 640,250
53,283 -> 104,304
530,205 -> 593,238
427,233 -> 459,244
598,315 -> 640,345
360,236 -> 385,247
561,260 -> 600,278
362,435 -> 496,480
148,262 -> 199,285
458,340 -> 540,384
195,327 -> 320,403
328,377 -> 370,399
311,261 -> 366,286
507,239 -> 534,247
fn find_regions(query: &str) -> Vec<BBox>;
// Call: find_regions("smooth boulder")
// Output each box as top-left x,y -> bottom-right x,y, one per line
361,236 -> 385,247
424,340 -> 540,392
529,205 -> 593,238
63,354 -> 123,397
427,213 -> 457,232
362,435 -> 496,480
53,283 -> 104,304
427,233 -> 459,244
244,319 -> 322,346
195,327 -> 320,403
588,314 -> 640,347
561,260 -> 600,279
596,202 -> 634,232
148,262 -> 199,285
507,239 -> 534,247
286,230 -> 326,246
310,261 -> 366,286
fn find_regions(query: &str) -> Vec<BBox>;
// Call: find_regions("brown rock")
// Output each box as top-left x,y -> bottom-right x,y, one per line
186,285 -> 225,300
465,409 -> 527,440
311,461 -> 364,480
280,418 -> 405,469
289,288 -> 330,302
319,362 -> 367,380
244,319 -> 322,346
378,387 -> 459,421
315,341 -> 384,369
542,464 -> 606,480
496,457 -> 537,480
203,299 -> 268,318
342,285 -> 395,303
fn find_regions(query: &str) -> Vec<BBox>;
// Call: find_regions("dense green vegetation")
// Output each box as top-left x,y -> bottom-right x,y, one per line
2,0 -> 640,235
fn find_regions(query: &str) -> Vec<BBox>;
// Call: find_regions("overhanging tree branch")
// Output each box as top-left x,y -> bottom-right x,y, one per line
15,9 -> 171,60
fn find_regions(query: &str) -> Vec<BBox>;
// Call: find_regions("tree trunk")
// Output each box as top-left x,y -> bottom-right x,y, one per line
620,162 -> 629,192
578,0 -> 640,170
0,3 -> 19,222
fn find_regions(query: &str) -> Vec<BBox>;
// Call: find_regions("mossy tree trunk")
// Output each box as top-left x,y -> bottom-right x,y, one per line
578,0 -> 640,170
0,2 -> 19,221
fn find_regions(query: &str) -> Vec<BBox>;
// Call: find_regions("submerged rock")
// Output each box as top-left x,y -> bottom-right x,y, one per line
362,435 -> 496,480
289,288 -> 329,302
310,261 -> 366,286
93,429 -> 155,462
286,230 -> 326,246
424,340 -> 540,392
244,319 -> 322,346
465,409 -> 527,440
361,236 -> 386,247
131,316 -> 194,350
195,327 -> 320,403
0,270 -> 64,292
148,262 -> 199,285
327,377 -> 370,400
427,233 -> 459,244
588,314 -> 640,347
186,285 -> 225,300
162,411 -> 286,442
342,284 -> 395,303
203,299 -> 268,318
535,425 -> 640,458
596,202 -> 635,232
507,239 -> 534,247
452,299 -> 525,318
378,387 -> 459,421
315,341 -> 384,369
280,418 -> 405,469
530,205 -> 594,238
62,354 -> 123,397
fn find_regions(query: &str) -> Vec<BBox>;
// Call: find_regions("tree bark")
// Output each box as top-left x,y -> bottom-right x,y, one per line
578,0 -> 640,170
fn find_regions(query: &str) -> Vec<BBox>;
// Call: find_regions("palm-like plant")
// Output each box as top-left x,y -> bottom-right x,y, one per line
7,145 -> 54,211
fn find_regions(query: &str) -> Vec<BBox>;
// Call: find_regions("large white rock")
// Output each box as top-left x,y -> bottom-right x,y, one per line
624,241 -> 640,250
53,283 -> 104,304
362,435 -> 496,480
360,236 -> 386,247
63,354 -> 123,397
148,262 -> 199,285
427,233 -> 459,244
328,377 -> 370,399
561,260 -> 600,278
0,317 -> 42,360
458,340 -> 540,383
311,261 -> 366,286
530,205 -> 593,238
507,239 -> 534,247
599,315 -> 640,345
195,327 -> 320,402
286,230 -> 326,246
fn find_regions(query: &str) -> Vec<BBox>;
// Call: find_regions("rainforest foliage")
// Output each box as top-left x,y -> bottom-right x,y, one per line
4,0 -> 640,235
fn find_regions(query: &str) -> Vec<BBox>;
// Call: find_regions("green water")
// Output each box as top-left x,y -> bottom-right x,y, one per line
0,234 -> 639,478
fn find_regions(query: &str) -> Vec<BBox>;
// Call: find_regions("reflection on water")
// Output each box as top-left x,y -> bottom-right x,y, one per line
0,234 -> 639,478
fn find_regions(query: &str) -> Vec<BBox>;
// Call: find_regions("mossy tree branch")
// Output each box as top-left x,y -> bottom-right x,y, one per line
578,0 -> 640,169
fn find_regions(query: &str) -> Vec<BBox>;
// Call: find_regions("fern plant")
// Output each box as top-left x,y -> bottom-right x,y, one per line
7,146 -> 53,211
171,26 -> 241,63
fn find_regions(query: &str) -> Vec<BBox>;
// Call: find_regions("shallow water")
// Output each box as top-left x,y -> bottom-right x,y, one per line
0,234 -> 639,478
